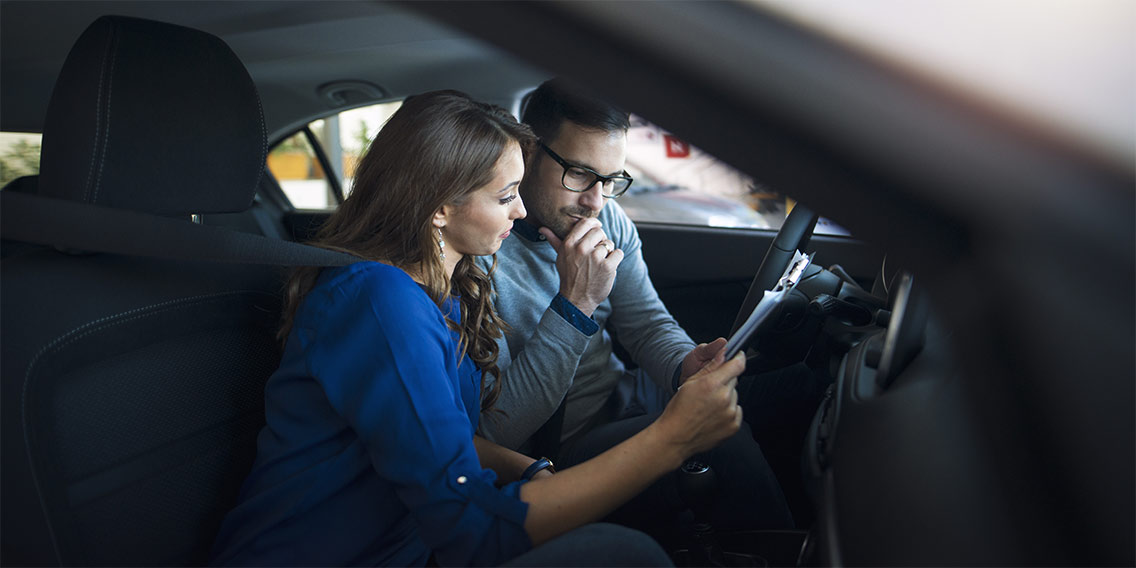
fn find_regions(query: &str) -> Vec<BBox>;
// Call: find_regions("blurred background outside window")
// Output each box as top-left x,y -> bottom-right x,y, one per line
267,103 -> 850,234
0,132 -> 42,187
267,101 -> 402,210
621,114 -> 848,235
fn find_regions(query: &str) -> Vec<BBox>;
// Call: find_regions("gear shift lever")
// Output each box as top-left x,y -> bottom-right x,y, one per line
677,460 -> 768,567
679,460 -> 719,518
678,459 -> 725,566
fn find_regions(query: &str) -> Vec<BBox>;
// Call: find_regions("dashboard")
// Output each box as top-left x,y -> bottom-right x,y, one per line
801,270 -> 969,564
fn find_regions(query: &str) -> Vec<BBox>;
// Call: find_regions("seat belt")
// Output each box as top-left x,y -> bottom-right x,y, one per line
0,191 -> 358,267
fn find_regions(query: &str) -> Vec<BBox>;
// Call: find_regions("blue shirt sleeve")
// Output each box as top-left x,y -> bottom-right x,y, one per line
549,293 -> 600,336
302,264 -> 532,565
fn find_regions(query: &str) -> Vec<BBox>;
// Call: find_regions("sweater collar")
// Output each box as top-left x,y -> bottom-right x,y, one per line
512,219 -> 547,243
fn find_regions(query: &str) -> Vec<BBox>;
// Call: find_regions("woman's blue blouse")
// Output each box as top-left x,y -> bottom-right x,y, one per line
211,262 -> 531,566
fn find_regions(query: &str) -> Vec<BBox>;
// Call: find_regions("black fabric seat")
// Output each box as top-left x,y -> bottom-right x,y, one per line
1,16 -> 284,566
1,175 -> 43,258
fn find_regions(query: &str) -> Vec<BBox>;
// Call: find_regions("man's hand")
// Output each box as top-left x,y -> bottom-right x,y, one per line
540,218 -> 623,316
655,350 -> 745,457
680,337 -> 727,384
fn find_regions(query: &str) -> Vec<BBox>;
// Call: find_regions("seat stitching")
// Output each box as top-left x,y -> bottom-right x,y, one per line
18,289 -> 270,564
252,83 -> 267,193
81,30 -> 112,204
90,29 -> 119,205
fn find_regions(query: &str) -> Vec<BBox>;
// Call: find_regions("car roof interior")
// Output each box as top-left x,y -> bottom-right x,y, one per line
0,1 -> 546,139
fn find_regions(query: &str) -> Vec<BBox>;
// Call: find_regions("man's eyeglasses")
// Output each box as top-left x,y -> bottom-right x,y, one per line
540,142 -> 633,198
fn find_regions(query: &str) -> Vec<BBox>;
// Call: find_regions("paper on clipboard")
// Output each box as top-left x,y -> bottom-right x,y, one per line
723,250 -> 813,360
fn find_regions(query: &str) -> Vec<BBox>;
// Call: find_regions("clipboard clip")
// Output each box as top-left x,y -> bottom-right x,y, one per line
774,252 -> 813,293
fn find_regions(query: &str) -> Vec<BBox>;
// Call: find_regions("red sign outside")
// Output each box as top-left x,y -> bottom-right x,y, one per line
664,134 -> 690,158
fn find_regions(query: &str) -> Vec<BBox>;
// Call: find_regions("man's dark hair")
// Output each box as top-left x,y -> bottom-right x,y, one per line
521,78 -> 630,142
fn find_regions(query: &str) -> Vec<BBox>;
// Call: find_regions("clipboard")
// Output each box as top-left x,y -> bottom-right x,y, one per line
722,250 -> 813,360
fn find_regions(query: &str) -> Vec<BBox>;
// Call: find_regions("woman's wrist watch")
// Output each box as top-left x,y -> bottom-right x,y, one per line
521,457 -> 555,481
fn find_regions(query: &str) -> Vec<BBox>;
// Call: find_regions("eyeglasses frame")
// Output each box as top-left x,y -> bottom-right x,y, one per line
539,142 -> 633,199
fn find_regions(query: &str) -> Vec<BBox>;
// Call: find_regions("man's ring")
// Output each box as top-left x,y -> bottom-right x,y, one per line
599,240 -> 614,254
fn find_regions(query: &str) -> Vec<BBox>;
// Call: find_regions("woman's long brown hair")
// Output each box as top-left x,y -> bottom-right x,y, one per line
278,90 -> 535,413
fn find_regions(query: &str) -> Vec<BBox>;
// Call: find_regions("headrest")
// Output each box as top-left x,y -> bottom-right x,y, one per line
38,16 -> 265,215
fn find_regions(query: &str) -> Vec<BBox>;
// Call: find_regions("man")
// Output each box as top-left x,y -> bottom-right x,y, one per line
478,78 -> 794,536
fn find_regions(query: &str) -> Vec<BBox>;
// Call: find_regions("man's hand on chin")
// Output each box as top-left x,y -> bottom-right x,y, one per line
540,217 -> 623,317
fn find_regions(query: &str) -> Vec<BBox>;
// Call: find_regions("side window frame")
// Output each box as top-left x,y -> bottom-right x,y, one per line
299,125 -> 345,205
265,100 -> 403,212
265,126 -> 340,212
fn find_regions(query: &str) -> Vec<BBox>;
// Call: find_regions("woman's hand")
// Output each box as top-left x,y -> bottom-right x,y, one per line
517,351 -> 744,545
655,350 -> 745,457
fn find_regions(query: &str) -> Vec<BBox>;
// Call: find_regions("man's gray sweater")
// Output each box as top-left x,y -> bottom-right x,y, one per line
477,201 -> 696,450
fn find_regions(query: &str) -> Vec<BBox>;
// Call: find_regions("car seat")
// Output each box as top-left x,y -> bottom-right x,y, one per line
1,15 -> 284,566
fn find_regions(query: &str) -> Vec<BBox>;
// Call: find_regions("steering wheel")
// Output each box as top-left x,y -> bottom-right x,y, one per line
728,204 -> 819,337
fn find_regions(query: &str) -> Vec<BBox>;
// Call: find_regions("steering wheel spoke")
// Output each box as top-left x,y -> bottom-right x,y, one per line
730,205 -> 819,337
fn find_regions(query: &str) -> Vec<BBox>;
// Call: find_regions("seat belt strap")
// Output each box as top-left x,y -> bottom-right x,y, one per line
0,191 -> 358,267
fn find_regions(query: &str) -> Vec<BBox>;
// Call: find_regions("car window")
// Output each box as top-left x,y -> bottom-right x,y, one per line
272,102 -> 848,236
0,132 -> 42,187
268,100 -> 403,210
621,115 -> 849,236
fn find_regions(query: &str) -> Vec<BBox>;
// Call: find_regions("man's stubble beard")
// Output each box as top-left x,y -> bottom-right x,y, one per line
520,179 -> 599,240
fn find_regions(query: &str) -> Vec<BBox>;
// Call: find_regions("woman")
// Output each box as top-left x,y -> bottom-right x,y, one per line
210,90 -> 745,567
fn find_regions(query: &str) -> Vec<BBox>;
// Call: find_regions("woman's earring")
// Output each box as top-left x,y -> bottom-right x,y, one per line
437,228 -> 446,261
